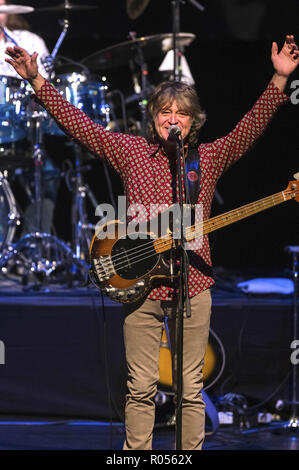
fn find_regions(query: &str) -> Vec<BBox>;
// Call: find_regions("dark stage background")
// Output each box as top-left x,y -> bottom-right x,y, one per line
10,0 -> 299,272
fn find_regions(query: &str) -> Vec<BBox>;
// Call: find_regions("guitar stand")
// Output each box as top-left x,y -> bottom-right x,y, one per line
275,246 -> 299,434
240,246 -> 299,436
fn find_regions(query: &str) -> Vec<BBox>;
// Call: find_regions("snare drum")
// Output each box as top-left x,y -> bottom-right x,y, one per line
0,76 -> 29,144
42,72 -> 110,136
0,172 -> 19,251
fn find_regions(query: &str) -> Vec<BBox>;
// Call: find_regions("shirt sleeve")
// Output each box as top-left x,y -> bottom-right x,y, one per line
34,80 -> 131,175
210,81 -> 289,178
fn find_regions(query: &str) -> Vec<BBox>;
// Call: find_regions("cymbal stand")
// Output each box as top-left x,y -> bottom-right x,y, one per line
172,0 -> 183,81
41,2 -> 70,75
128,32 -> 149,137
0,113 -> 89,289
171,0 -> 205,81
65,145 -> 104,263
32,112 -> 44,235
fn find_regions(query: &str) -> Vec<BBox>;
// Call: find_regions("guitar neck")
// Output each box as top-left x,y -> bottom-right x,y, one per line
197,190 -> 286,239
154,190 -> 287,253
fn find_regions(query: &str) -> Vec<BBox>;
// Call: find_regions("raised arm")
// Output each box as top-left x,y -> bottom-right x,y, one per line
4,46 -> 140,175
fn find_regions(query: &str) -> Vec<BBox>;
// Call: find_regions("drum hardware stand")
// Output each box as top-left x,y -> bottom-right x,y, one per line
0,114 -> 88,289
171,0 -> 204,81
0,5 -> 91,289
128,32 -> 150,137
0,170 -> 20,254
172,0 -> 183,82
41,0 -> 71,76
64,144 -> 105,263
107,89 -> 129,134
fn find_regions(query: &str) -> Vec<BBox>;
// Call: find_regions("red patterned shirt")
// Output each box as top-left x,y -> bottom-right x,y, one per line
35,80 -> 288,300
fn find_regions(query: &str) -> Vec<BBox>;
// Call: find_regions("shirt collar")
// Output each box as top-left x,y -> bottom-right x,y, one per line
148,142 -> 161,157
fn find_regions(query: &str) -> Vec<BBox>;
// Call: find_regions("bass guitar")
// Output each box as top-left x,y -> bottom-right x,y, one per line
89,176 -> 299,303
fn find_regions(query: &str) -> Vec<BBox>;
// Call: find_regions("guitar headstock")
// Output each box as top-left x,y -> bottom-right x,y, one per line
284,173 -> 299,202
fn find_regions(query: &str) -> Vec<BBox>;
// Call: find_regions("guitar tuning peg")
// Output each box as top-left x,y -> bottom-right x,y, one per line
294,172 -> 299,181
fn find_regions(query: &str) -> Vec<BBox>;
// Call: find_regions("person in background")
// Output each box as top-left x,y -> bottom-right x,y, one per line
0,0 -> 49,80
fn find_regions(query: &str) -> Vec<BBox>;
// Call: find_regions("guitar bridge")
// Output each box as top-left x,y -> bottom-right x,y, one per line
93,255 -> 115,282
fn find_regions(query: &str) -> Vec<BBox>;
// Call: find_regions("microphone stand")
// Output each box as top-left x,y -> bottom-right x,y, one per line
174,131 -> 191,450
172,0 -> 205,81
172,0 -> 182,81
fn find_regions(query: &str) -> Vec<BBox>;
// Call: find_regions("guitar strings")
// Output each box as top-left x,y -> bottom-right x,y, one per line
108,191 -> 284,265
112,193 -> 284,272
95,191 -> 287,276
97,192 -> 285,274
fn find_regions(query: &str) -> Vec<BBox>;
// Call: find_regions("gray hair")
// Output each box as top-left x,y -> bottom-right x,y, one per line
146,81 -> 206,146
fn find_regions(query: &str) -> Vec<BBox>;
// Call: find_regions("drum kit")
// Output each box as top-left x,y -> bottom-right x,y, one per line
0,0 -> 201,290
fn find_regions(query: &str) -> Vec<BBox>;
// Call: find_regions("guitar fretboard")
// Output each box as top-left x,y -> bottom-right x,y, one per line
154,190 -> 287,253
187,191 -> 285,240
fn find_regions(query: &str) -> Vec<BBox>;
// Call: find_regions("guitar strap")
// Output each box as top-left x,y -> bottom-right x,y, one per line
185,146 -> 201,205
185,148 -> 218,429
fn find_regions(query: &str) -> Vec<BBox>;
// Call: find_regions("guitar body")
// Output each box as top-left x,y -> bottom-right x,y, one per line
89,212 -> 179,303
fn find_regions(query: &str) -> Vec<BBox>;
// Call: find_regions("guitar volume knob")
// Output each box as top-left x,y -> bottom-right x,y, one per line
136,280 -> 145,288
116,290 -> 125,298
103,287 -> 116,294
128,289 -> 136,295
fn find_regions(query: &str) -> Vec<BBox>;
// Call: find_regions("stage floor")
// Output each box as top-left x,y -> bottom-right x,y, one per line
0,268 -> 297,452
0,415 -> 298,451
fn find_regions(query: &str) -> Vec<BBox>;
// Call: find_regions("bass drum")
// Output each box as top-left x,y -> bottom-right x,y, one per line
42,71 -> 110,136
0,173 -> 19,252
0,76 -> 29,144
158,326 -> 226,393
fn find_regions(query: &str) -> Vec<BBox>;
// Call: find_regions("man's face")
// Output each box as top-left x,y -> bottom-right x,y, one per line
0,0 -> 8,29
154,99 -> 193,142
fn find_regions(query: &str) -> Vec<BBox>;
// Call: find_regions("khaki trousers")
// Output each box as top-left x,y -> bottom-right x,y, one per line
123,288 -> 212,450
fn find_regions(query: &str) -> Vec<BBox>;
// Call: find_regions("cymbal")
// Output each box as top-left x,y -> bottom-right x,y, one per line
36,2 -> 98,13
127,0 -> 150,20
0,4 -> 34,14
82,33 -> 196,71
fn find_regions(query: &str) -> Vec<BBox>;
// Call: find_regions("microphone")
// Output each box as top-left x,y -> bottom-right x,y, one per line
168,125 -> 181,137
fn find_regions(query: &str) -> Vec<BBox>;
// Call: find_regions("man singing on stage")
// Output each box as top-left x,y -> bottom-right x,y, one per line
5,34 -> 299,450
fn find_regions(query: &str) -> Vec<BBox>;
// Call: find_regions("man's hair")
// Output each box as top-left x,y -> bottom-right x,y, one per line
146,80 -> 206,146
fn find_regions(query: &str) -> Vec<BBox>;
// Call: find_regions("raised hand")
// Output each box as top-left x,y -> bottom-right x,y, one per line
272,35 -> 299,77
5,46 -> 39,81
5,45 -> 45,91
